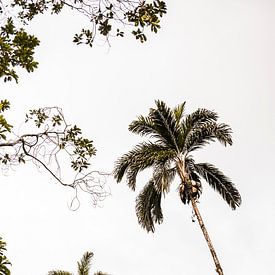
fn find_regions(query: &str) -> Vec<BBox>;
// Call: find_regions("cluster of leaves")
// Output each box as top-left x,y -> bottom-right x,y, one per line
128,0 -> 167,42
11,0 -> 64,20
0,17 -> 39,82
11,0 -> 167,46
62,125 -> 96,172
0,102 -> 95,177
0,237 -> 11,275
0,0 -> 166,82
0,100 -> 108,206
25,107 -> 96,173
0,99 -> 12,140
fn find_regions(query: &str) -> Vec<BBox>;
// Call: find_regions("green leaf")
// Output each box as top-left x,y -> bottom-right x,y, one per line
194,163 -> 241,209
136,180 -> 163,232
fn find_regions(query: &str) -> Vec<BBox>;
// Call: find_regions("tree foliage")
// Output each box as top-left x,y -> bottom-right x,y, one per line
0,237 -> 11,275
0,16 -> 39,82
114,100 -> 241,232
0,0 -> 167,82
0,100 -> 109,208
11,0 -> 166,44
48,251 -> 109,275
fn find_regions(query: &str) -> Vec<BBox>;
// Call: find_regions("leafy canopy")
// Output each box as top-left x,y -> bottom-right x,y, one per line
0,17 -> 39,82
0,0 -> 167,82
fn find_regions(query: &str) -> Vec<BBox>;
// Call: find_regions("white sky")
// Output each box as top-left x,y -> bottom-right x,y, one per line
0,0 -> 275,274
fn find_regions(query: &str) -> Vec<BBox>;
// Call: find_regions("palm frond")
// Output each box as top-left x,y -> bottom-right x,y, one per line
194,163 -> 241,209
153,162 -> 176,194
213,123 -> 233,146
129,100 -> 181,151
136,180 -> 163,232
184,122 -> 233,153
151,100 -> 180,151
113,142 -> 175,190
77,251 -> 93,275
185,156 -> 196,171
0,238 -> 6,255
0,265 -> 11,275
173,102 -> 186,125
0,237 -> 11,275
184,109 -> 218,129
48,271 -> 72,275
179,108 -> 218,148
0,259 -> 11,275
129,115 -> 163,140
185,157 -> 202,183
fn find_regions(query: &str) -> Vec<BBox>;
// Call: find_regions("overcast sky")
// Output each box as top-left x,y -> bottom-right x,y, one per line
0,0 -> 275,274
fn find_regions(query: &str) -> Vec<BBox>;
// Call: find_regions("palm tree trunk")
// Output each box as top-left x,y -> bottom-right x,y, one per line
190,197 -> 224,275
176,160 -> 224,275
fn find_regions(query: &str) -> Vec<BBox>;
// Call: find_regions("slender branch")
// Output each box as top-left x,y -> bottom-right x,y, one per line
21,137 -> 74,188
0,140 -> 20,147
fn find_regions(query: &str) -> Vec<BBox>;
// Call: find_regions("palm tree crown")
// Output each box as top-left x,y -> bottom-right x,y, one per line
48,251 -> 108,275
114,100 -> 241,232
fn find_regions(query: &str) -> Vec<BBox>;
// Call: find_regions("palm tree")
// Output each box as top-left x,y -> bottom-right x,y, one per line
114,100 -> 241,275
48,251 -> 108,275
0,237 -> 11,275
